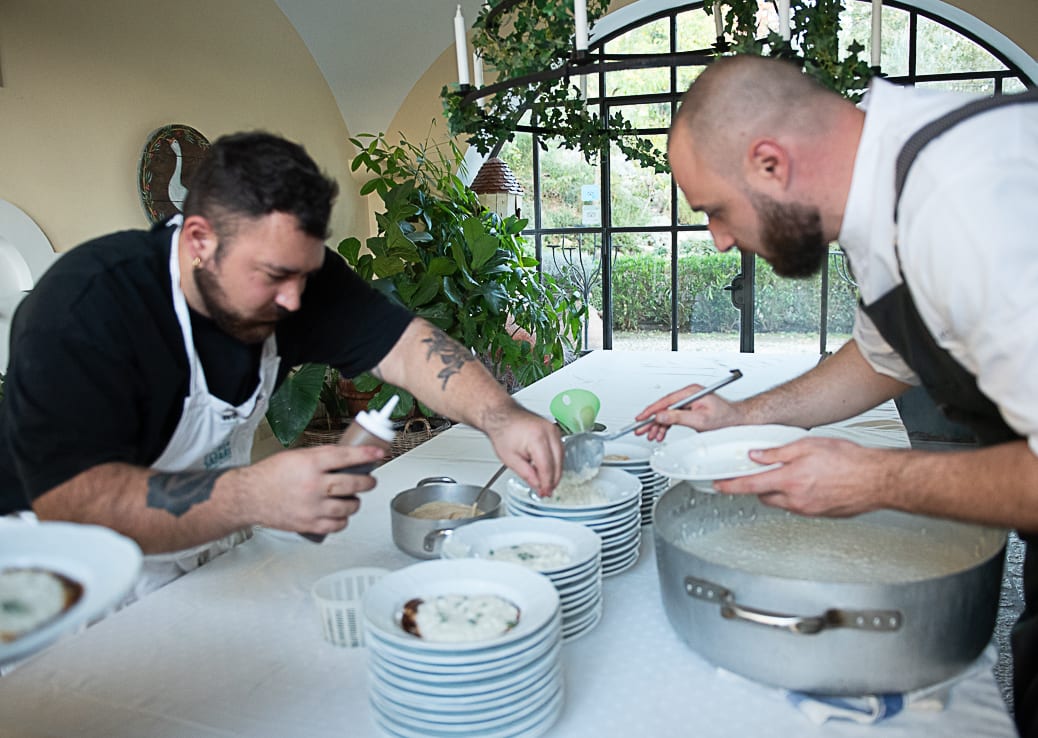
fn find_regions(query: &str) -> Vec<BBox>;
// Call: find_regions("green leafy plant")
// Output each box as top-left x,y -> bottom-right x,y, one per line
445,0 -> 873,176
338,131 -> 583,418
442,0 -> 669,174
717,0 -> 872,102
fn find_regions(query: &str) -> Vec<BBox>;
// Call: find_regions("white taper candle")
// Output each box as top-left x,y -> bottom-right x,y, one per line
454,4 -> 470,86
778,0 -> 790,42
473,51 -> 484,88
575,0 -> 589,52
871,0 -> 883,67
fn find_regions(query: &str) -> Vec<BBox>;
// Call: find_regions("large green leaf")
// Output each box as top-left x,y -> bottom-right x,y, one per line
411,272 -> 442,307
266,362 -> 327,447
470,234 -> 500,271
337,236 -> 362,263
372,255 -> 405,279
428,256 -> 458,277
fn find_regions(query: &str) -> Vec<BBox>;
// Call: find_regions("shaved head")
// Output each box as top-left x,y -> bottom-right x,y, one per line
671,55 -> 842,174
667,55 -> 860,278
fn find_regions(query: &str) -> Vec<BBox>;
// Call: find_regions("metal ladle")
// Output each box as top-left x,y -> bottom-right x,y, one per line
562,369 -> 743,478
470,463 -> 508,517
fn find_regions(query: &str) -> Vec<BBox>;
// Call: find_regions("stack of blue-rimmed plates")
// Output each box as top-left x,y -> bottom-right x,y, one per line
601,440 -> 671,526
502,467 -> 642,577
362,559 -> 564,738
441,517 -> 603,642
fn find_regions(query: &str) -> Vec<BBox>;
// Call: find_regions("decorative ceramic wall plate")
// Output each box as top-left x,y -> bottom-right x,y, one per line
137,124 -> 210,225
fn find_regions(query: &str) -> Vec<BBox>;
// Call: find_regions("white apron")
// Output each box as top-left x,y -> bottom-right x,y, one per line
131,219 -> 280,601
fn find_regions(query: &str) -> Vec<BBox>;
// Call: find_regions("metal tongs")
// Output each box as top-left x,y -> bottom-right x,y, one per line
561,369 -> 743,477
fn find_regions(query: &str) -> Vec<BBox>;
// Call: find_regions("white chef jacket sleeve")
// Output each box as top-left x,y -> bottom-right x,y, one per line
851,307 -> 920,385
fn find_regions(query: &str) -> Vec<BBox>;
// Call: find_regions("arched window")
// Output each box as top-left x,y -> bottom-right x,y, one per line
495,1 -> 1035,354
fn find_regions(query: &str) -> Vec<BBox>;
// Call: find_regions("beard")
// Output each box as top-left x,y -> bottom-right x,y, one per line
193,264 -> 288,344
747,191 -> 828,278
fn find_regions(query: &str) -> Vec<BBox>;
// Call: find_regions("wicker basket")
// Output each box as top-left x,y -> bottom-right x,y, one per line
389,416 -> 452,459
299,420 -> 350,448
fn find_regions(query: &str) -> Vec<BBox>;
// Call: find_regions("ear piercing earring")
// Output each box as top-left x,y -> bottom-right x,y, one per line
192,256 -> 202,268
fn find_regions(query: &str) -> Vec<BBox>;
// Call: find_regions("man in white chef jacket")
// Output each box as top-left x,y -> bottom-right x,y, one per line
637,55 -> 1038,738
0,132 -> 563,601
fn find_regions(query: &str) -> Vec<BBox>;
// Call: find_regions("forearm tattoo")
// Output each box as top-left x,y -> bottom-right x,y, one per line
422,329 -> 475,390
146,470 -> 225,517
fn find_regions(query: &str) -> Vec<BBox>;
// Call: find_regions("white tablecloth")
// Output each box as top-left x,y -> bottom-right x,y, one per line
0,351 -> 1016,737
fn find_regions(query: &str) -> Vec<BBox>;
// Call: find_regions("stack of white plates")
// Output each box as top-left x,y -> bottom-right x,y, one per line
362,559 -> 564,738
601,440 -> 671,526
503,467 -> 642,578
441,517 -> 604,642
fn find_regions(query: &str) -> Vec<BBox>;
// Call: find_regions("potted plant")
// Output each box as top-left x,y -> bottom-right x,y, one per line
265,130 -> 583,447
339,129 -> 582,418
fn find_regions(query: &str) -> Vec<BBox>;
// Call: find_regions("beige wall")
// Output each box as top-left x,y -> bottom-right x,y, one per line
0,0 -> 362,253
949,0 -> 1037,60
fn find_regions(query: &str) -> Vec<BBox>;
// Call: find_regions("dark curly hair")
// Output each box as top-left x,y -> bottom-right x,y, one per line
182,131 -> 338,242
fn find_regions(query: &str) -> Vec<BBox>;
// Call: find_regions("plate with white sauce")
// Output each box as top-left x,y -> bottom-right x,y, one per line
363,559 -> 559,652
441,517 -> 601,574
0,522 -> 142,666
650,424 -> 808,482
504,467 -> 641,512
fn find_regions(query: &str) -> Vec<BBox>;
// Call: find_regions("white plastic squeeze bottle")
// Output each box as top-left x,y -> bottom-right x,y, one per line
299,395 -> 399,543
334,394 -> 399,473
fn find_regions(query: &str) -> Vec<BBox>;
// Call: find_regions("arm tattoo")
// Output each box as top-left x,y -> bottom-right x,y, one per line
146,470 -> 225,517
421,329 -> 475,390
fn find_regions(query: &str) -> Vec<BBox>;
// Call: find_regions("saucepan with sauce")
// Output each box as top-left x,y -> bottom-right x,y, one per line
391,477 -> 503,559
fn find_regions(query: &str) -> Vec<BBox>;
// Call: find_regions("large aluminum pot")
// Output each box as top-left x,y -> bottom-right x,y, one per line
653,482 -> 1006,694
391,477 -> 502,559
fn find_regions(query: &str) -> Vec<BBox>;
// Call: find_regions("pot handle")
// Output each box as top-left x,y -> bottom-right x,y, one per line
417,476 -> 457,487
423,520 -> 481,554
684,576 -> 902,635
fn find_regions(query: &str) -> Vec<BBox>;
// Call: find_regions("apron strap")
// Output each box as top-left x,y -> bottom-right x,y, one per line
894,87 -> 1038,223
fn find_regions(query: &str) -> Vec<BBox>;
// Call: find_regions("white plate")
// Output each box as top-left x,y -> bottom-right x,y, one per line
505,467 -> 641,512
370,667 -> 562,724
562,605 -> 603,642
371,684 -> 564,738
650,425 -> 809,481
601,440 -> 652,465
506,494 -> 640,522
602,548 -> 641,577
368,639 -> 561,697
554,566 -> 601,595
365,618 -> 560,676
440,517 -> 600,574
0,522 -> 141,665
363,559 -> 559,652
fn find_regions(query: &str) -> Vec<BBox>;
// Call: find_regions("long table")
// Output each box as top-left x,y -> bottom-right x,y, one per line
0,351 -> 1016,737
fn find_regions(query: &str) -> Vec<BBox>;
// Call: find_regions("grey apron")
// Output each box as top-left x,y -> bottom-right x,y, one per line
859,88 -> 1038,738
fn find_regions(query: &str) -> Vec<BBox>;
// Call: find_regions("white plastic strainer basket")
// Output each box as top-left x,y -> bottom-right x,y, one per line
311,567 -> 389,648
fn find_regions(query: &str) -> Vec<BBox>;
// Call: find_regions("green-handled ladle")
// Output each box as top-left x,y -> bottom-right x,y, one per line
550,389 -> 601,435
562,369 -> 743,478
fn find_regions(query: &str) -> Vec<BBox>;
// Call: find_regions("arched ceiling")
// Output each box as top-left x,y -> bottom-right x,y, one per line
275,0 -> 487,138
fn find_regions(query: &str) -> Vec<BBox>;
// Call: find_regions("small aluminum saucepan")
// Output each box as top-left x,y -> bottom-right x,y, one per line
390,476 -> 502,559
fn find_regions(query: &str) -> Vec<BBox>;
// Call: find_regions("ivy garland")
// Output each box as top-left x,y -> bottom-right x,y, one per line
441,0 -> 874,175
